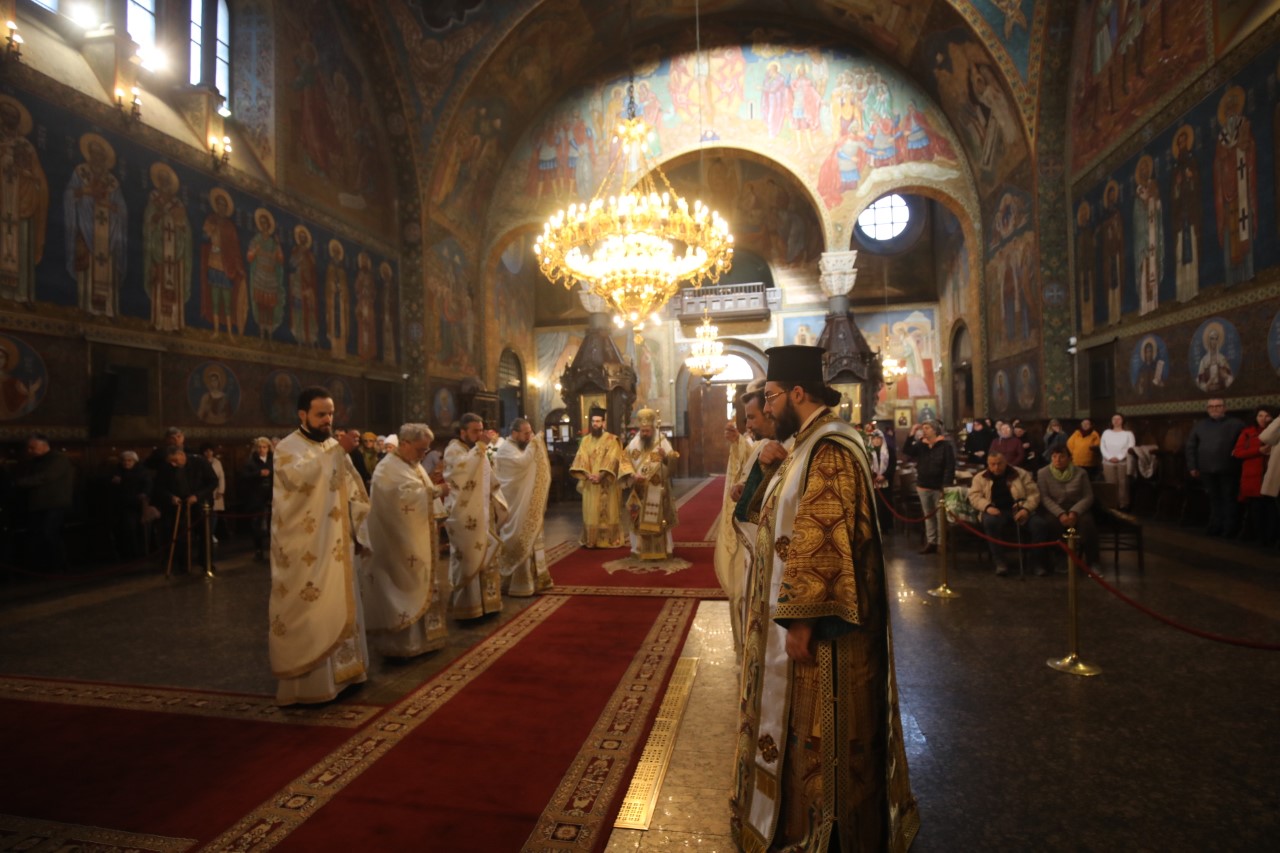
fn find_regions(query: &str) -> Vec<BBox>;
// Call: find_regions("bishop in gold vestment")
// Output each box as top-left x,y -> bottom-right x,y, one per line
570,410 -> 632,548
624,408 -> 679,560
269,389 -> 371,705
732,346 -> 918,853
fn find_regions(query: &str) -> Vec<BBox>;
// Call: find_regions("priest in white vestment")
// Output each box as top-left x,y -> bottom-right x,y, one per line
493,417 -> 553,596
269,386 -> 371,705
359,423 -> 449,657
624,408 -> 679,560
443,413 -> 508,618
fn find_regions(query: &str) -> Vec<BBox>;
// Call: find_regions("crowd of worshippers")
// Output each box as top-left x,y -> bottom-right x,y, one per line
0,426 -> 449,574
846,400 -> 1279,576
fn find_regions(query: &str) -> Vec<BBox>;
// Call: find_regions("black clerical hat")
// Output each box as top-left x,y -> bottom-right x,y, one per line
589,406 -> 607,419
765,345 -> 826,385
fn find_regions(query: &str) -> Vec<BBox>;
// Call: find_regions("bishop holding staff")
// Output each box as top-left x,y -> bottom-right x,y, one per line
493,417 -> 554,596
625,408 -> 679,561
269,386 -> 372,706
443,413 -> 508,619
359,423 -> 450,658
570,407 -> 633,548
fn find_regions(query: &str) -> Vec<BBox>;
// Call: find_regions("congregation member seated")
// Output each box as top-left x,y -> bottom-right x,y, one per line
989,421 -> 1025,468
1035,445 -> 1101,573
966,450 -> 1051,576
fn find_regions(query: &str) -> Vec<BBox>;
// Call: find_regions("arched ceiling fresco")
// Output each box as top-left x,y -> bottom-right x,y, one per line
368,0 -> 1044,246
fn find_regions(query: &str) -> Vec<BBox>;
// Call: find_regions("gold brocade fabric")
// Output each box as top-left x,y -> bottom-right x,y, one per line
570,432 -> 632,548
625,435 -> 679,559
732,413 -> 919,853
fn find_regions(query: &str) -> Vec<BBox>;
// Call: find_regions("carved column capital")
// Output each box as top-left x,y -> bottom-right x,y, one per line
819,250 -> 859,298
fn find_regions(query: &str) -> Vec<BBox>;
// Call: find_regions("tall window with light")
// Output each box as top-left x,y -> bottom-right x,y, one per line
215,0 -> 230,102
190,0 -> 231,111
189,0 -> 203,86
127,0 -> 160,70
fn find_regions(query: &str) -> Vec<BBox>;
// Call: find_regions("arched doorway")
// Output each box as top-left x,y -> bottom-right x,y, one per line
497,349 -> 525,432
682,351 -> 760,477
950,323 -> 974,424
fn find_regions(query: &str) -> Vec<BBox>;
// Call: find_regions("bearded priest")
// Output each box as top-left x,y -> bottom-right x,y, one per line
359,422 -> 449,658
443,413 -> 508,619
624,408 -> 679,560
269,386 -> 372,706
570,407 -> 633,548
493,417 -> 553,596
730,346 -> 919,853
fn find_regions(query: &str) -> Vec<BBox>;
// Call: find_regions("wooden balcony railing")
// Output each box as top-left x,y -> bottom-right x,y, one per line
674,282 -> 779,323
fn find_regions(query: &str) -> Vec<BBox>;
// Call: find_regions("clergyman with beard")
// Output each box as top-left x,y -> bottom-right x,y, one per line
731,345 -> 918,851
570,407 -> 633,548
493,417 -> 554,596
268,385 -> 372,706
443,413 -> 508,619
624,408 -> 680,560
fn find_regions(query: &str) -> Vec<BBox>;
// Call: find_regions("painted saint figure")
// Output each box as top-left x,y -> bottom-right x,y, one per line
0,96 -> 48,303
288,225 -> 319,347
354,251 -> 377,361
200,188 -> 247,338
379,261 -> 398,365
65,133 -> 127,317
1169,125 -> 1203,301
247,208 -> 286,339
1213,86 -> 1257,286
1196,321 -> 1234,393
1100,180 -> 1125,325
142,163 -> 191,331
1132,155 -> 1163,316
325,239 -> 349,357
1075,202 -> 1097,336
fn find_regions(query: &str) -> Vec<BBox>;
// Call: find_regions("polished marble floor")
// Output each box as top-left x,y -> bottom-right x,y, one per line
2,481 -> 1278,852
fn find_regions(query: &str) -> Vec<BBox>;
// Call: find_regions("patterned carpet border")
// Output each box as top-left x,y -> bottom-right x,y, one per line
202,595 -> 572,851
547,585 -> 726,599
0,814 -> 196,852
0,677 -> 381,728
521,597 -> 697,852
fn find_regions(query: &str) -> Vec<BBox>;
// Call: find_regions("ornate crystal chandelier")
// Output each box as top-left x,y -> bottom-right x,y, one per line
534,87 -> 734,343
685,309 -> 727,380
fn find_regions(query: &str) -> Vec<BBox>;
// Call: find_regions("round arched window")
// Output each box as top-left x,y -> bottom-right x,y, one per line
857,194 -> 911,241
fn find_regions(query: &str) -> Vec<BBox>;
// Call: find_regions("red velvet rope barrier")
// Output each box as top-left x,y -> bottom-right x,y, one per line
873,488 -> 941,522
878,493 -> 1280,650
950,513 -> 1280,651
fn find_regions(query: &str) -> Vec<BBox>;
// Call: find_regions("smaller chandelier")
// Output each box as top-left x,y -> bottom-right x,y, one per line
685,311 -> 727,380
535,86 -> 734,343
881,338 -> 908,381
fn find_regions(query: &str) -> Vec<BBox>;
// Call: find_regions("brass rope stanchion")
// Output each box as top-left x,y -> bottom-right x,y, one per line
1047,527 -> 1101,676
927,504 -> 959,599
203,500 -> 215,578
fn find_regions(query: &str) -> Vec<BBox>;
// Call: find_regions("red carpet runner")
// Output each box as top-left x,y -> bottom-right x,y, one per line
549,477 -> 727,597
208,594 -> 696,851
0,682 -> 371,846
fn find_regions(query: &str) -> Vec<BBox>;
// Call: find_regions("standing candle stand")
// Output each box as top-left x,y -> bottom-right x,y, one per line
927,505 -> 960,599
1047,528 -> 1101,676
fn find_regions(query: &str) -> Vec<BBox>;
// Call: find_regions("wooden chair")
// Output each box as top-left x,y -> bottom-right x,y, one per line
1093,481 -> 1144,575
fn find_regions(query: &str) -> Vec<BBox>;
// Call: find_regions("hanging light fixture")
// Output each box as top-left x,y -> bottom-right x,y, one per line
534,5 -> 733,344
685,306 -> 727,380
880,278 -> 908,382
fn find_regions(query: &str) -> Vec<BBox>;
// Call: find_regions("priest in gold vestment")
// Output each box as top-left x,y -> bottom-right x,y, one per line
570,408 -> 633,548
493,417 -> 554,596
624,408 -> 680,560
359,423 -> 449,657
732,346 -> 918,853
269,387 -> 372,705
443,413 -> 508,619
